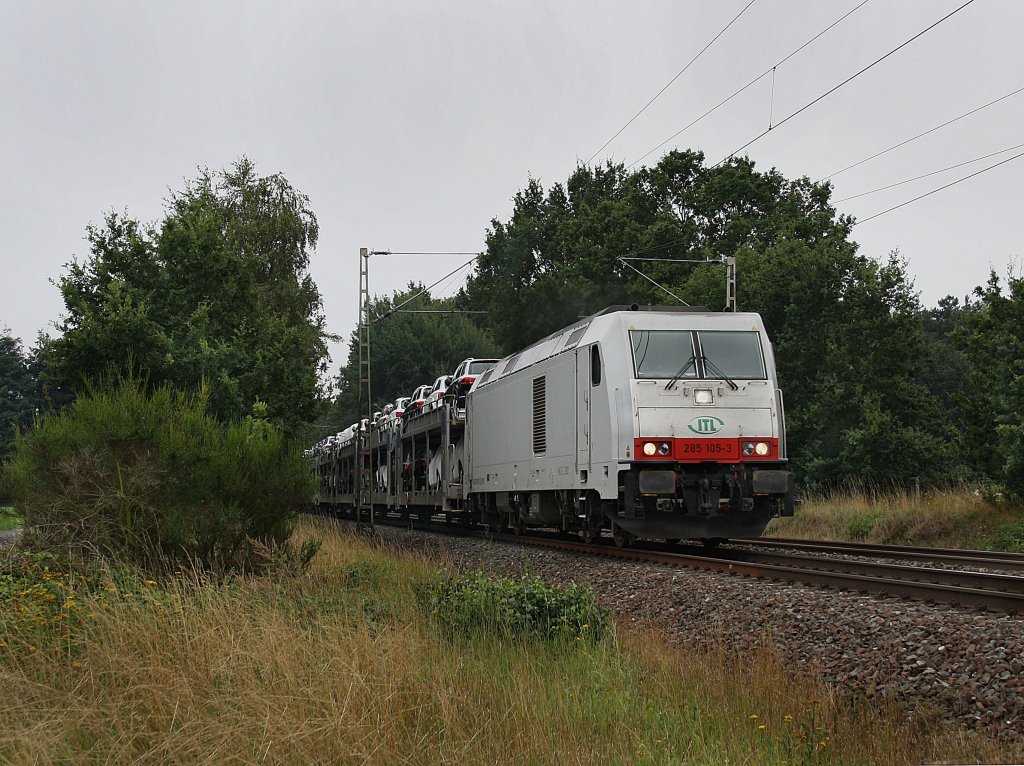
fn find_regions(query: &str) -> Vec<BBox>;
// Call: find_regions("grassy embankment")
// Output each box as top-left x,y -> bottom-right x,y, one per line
1,517 -> 1016,765
0,507 -> 21,532
768,488 -> 1024,551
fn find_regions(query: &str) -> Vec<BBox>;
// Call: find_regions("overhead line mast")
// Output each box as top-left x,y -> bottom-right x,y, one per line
354,248 -> 483,529
356,248 -> 373,531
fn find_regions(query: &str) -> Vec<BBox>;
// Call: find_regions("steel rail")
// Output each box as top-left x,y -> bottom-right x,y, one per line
707,547 -> 1024,592
490,533 -> 1024,615
733,537 -> 1024,572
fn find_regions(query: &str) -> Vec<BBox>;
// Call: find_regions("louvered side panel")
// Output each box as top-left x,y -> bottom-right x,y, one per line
532,375 -> 547,455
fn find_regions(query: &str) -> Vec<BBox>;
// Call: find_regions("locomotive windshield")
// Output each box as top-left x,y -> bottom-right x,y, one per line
631,330 -> 697,379
630,330 -> 766,380
697,331 -> 766,379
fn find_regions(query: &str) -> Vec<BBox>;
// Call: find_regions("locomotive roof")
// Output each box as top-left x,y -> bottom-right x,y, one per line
477,304 -> 764,388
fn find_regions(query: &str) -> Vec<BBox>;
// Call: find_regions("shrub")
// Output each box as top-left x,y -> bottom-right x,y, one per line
988,517 -> 1024,552
3,376 -> 314,573
422,570 -> 610,642
846,511 -> 883,540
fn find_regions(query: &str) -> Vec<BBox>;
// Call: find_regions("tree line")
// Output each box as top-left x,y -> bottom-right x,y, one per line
2,152 -> 1023,501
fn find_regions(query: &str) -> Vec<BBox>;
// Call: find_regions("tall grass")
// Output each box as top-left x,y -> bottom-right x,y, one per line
0,507 -> 20,532
769,487 -> 1024,550
0,518 -> 1014,764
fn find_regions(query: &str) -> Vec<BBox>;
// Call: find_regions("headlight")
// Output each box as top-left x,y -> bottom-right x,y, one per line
657,442 -> 671,456
755,442 -> 770,456
643,442 -> 657,456
694,388 -> 714,405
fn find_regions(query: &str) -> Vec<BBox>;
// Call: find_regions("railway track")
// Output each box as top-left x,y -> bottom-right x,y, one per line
734,536 -> 1024,572
320,510 -> 1024,615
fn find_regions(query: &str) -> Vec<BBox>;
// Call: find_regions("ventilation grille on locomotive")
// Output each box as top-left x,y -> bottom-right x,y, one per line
532,376 -> 546,454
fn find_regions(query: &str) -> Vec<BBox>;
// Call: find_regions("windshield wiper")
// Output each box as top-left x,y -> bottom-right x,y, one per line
665,356 -> 696,390
701,356 -> 739,390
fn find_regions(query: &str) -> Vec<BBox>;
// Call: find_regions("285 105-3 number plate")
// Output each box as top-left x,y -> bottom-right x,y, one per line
677,439 -> 737,458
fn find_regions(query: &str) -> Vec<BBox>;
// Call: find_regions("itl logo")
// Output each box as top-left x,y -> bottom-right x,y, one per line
688,416 -> 725,435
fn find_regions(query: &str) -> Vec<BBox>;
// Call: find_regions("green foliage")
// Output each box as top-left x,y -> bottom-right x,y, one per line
42,158 -> 329,435
422,570 -> 609,642
0,330 -> 41,469
846,511 -> 883,540
330,285 -> 500,428
987,517 -> 1024,552
4,376 -> 313,573
0,551 -> 86,650
953,272 -> 1024,498
0,508 -> 20,531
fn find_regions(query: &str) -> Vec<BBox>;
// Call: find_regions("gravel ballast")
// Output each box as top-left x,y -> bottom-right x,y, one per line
373,525 -> 1024,740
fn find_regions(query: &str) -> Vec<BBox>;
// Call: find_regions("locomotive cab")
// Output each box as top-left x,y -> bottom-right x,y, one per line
616,315 -> 794,541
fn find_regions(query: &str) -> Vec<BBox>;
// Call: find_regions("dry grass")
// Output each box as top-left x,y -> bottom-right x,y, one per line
768,488 -> 1024,550
0,517 -> 1017,764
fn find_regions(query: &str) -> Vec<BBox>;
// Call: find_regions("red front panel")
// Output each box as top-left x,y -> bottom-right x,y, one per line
633,438 -> 779,462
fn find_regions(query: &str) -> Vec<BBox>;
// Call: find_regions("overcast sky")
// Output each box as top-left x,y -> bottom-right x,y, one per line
2,0 -> 1021,373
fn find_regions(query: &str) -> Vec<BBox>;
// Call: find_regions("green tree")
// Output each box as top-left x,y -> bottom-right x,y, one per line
954,272 -> 1024,496
5,376 -> 313,572
329,285 -> 499,430
44,158 -> 329,433
0,329 -> 40,468
463,151 -> 950,487
919,295 -> 970,445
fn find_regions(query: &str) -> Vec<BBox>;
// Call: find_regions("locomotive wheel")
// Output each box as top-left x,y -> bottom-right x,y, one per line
612,527 -> 634,548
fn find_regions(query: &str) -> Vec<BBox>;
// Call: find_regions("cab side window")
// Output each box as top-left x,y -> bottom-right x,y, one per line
591,345 -> 602,386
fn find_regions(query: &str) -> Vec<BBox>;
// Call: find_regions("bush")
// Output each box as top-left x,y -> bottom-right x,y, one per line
988,517 -> 1024,552
3,377 -> 313,573
422,570 -> 610,642
846,511 -> 883,540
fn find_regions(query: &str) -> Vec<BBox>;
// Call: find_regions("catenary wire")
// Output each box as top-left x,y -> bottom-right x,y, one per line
584,0 -> 757,165
432,258 -> 478,300
716,0 -> 978,167
816,85 -> 1024,182
371,251 -> 480,255
617,257 -> 689,305
628,0 -> 871,169
852,149 -> 1024,226
833,142 -> 1024,203
376,256 -> 479,321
